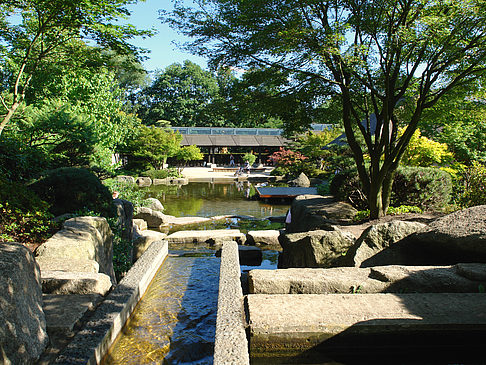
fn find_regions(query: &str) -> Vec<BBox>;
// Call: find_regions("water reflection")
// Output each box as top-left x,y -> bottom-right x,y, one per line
102,250 -> 220,365
144,182 -> 289,219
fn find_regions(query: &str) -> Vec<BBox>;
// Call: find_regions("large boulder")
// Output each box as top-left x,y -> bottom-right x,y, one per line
246,230 -> 282,247
412,205 -> 486,263
278,228 -> 356,268
35,216 -> 116,284
133,207 -> 170,229
0,242 -> 49,364
289,172 -> 311,187
286,195 -> 357,233
113,198 -> 134,242
145,197 -> 164,212
115,175 -> 136,184
341,221 -> 428,267
136,176 -> 152,187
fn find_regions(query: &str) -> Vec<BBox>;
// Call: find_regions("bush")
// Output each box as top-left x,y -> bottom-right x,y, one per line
391,166 -> 452,210
0,178 -> 58,244
461,162 -> 486,207
103,178 -> 148,208
141,168 -> 180,180
30,167 -> 114,217
330,166 -> 452,211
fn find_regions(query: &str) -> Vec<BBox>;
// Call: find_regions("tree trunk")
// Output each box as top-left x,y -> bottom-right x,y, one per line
0,102 -> 20,137
368,178 -> 385,219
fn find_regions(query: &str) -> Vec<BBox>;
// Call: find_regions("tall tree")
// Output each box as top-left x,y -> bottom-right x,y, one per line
165,0 -> 486,218
137,60 -> 222,126
0,0 -> 152,136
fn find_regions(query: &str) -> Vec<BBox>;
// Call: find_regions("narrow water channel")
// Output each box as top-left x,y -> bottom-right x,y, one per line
102,249 -> 220,364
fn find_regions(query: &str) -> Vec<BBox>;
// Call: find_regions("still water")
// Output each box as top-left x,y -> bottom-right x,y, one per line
102,250 -> 220,365
144,182 -> 290,219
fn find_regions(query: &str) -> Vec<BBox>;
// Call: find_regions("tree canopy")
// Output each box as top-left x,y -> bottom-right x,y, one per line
0,0 -> 152,135
165,0 -> 486,218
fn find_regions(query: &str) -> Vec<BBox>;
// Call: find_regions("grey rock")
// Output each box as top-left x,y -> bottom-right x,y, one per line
0,242 -> 48,364
278,228 -> 356,268
289,172 -> 311,187
133,218 -> 147,231
238,246 -> 263,266
342,221 -> 427,267
287,195 -> 357,233
135,176 -> 152,187
455,263 -> 486,281
145,197 -> 164,212
413,205 -> 486,263
167,229 -> 246,245
133,207 -> 168,228
132,228 -> 167,262
246,230 -> 282,247
41,271 -> 112,295
35,217 -> 116,284
113,198 -> 134,242
115,175 -> 135,184
36,257 -> 99,273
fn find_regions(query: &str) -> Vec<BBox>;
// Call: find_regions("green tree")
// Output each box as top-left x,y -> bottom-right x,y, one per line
166,0 -> 486,218
0,0 -> 152,136
128,125 -> 182,169
293,127 -> 342,169
176,145 -> 204,166
137,60 -> 222,126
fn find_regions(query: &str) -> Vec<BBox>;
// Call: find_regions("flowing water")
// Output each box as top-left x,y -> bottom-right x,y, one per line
102,249 -> 220,365
103,183 -> 283,364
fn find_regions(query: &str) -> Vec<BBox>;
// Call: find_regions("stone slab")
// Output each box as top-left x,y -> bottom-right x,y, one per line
167,229 -> 246,244
247,230 -> 281,247
248,265 -> 486,294
36,257 -> 99,273
214,242 -> 250,365
41,271 -> 113,295
248,293 -> 486,357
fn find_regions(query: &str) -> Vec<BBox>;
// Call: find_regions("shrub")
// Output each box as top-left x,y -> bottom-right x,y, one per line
391,166 -> 452,210
103,178 -> 149,208
243,152 -> 257,165
141,168 -> 180,180
461,162 -> 486,207
331,166 -> 452,211
0,178 -> 58,244
30,167 -> 114,217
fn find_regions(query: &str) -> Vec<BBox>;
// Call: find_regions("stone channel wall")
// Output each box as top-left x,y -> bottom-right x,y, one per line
214,241 -> 250,365
54,240 -> 168,364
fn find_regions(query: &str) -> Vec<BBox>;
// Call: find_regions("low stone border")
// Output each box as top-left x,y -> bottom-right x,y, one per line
214,241 -> 250,365
54,240 -> 168,364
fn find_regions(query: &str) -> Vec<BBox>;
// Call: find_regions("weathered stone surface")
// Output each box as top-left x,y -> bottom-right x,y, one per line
135,176 -> 152,187
246,230 -> 282,247
115,175 -> 135,184
278,229 -> 355,268
162,216 -> 210,226
413,205 -> 486,263
41,271 -> 112,295
167,229 -> 246,245
214,241 -> 250,365
113,198 -> 134,242
248,293 -> 486,357
132,218 -> 147,231
35,257 -> 99,273
132,228 -> 167,262
341,221 -> 427,267
43,294 -> 102,337
0,242 -> 48,364
250,264 -> 486,294
286,195 -> 357,233
133,207 -> 169,228
35,216 -> 116,284
145,197 -> 164,212
289,172 -> 311,187
456,263 -> 486,281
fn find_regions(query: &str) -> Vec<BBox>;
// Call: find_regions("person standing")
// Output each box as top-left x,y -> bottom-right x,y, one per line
229,154 -> 235,166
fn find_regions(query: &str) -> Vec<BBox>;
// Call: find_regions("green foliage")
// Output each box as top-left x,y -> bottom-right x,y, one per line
354,205 -> 423,221
126,125 -> 182,169
332,166 -> 452,211
400,128 -> 452,167
292,127 -> 343,169
316,181 -> 331,195
461,162 -> 486,207
0,178 -> 58,244
30,168 -> 114,217
175,145 -> 204,164
103,179 -> 148,208
243,152 -> 257,165
391,167 -> 453,211
141,168 -> 181,180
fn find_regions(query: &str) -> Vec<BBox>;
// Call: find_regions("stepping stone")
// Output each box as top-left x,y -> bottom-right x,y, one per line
167,229 -> 246,244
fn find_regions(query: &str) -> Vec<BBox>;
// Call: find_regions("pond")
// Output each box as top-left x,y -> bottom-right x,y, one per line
143,182 -> 290,220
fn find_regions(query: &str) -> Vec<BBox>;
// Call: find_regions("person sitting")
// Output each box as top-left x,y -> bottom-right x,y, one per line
244,160 -> 251,173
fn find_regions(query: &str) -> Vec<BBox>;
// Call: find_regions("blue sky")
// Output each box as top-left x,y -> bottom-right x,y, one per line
123,0 -> 207,73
